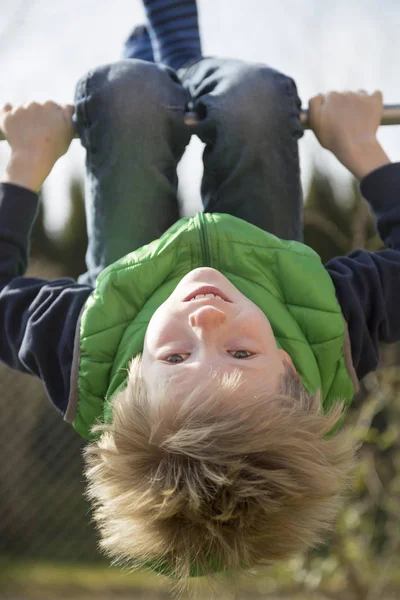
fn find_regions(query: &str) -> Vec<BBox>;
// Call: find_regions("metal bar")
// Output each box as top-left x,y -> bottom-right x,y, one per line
299,104 -> 400,129
0,104 -> 399,141
185,106 -> 400,128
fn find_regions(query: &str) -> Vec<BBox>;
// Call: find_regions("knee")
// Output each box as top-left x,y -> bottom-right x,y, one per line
198,60 -> 302,137
74,60 -> 180,125
238,64 -> 300,115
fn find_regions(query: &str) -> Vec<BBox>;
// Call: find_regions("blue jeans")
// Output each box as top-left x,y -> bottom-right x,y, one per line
73,57 -> 303,286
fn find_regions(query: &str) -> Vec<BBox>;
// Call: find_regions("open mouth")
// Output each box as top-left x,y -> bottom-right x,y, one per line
183,286 -> 232,302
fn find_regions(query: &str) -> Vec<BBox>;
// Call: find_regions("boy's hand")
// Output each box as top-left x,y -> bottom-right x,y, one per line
0,101 -> 75,193
308,91 -> 390,179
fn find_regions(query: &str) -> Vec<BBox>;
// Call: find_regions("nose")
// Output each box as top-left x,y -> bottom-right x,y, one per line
189,305 -> 227,331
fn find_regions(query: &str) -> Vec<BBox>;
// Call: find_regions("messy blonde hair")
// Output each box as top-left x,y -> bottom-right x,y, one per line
84,355 -> 358,588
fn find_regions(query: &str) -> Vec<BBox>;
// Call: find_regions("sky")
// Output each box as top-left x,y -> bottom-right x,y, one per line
0,0 -> 399,233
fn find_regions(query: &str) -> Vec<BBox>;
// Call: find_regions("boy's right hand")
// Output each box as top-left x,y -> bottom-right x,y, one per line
308,91 -> 390,179
0,101 -> 75,193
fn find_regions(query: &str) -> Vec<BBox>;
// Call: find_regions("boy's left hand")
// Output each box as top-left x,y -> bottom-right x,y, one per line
0,101 -> 75,192
308,91 -> 390,179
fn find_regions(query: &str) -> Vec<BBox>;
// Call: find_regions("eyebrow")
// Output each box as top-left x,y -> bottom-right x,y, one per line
158,357 -> 264,372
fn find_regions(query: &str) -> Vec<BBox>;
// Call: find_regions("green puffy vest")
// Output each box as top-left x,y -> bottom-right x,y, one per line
65,212 -> 359,577
67,212 -> 358,438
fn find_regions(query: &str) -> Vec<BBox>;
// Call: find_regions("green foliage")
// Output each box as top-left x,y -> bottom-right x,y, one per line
31,178 -> 87,278
303,168 -> 383,262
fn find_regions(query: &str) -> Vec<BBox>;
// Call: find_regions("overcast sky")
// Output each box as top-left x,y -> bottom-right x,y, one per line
0,0 -> 399,233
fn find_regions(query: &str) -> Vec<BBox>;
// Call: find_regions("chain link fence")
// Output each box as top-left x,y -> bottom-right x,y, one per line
0,361 -> 101,564
0,258 -> 102,566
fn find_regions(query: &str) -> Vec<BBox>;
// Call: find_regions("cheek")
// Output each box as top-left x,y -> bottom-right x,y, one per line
144,307 -> 179,350
242,308 -> 272,333
143,309 -> 164,349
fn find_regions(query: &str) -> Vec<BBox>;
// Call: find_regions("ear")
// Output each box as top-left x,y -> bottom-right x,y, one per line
278,349 -> 296,372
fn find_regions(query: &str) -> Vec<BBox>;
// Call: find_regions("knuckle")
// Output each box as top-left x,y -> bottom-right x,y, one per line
327,91 -> 338,100
23,101 -> 40,110
43,100 -> 59,108
309,94 -> 322,105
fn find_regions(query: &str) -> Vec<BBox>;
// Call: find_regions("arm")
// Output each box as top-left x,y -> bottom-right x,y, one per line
0,102 -> 93,414
325,164 -> 400,379
308,91 -> 400,379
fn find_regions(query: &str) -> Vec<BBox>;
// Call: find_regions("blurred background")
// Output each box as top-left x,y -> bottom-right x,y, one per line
1,1 -> 400,599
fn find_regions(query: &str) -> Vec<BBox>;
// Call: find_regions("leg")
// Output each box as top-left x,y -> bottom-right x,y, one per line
122,25 -> 155,62
179,58 -> 304,241
142,0 -> 202,70
73,59 -> 191,286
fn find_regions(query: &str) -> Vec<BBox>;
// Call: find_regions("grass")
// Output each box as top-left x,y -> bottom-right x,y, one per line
1,557 -> 400,599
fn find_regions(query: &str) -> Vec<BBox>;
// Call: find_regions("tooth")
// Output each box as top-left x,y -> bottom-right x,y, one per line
189,293 -> 226,301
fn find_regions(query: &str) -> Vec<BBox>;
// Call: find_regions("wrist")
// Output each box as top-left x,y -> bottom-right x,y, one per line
1,151 -> 52,193
337,138 -> 391,179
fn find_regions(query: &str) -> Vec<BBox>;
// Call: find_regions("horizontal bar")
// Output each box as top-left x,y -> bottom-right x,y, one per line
299,104 -> 400,129
0,105 -> 399,141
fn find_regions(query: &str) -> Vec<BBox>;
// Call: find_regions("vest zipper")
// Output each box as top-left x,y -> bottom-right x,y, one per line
198,212 -> 211,266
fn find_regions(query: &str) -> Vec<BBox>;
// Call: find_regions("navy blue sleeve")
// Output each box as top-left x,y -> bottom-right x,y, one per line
325,163 -> 400,380
0,182 -> 93,415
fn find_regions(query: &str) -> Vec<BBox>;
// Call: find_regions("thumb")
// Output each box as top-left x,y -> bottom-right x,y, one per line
308,93 -> 324,109
0,103 -> 13,136
0,102 -> 13,120
372,90 -> 383,105
308,93 -> 324,131
61,103 -> 76,136
61,103 -> 75,120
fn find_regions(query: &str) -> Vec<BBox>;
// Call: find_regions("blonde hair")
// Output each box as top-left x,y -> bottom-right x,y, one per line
84,355 -> 359,587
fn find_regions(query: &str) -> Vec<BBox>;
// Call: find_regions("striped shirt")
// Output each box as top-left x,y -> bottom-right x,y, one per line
143,0 -> 202,69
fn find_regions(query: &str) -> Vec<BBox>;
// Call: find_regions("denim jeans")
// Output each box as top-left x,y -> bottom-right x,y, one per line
73,57 -> 304,286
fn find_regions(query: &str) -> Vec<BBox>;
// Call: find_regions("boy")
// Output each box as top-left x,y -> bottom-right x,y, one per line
0,0 -> 399,584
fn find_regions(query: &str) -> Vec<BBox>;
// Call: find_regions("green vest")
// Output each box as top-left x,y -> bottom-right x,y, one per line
66,212 -> 358,576
69,212 -> 357,438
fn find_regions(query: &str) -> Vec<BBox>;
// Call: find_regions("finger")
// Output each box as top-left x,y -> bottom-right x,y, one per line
309,93 -> 324,103
308,94 -> 324,127
60,104 -> 76,139
308,93 -> 324,110
357,89 -> 367,95
372,90 -> 383,102
62,103 -> 75,117
43,100 -> 65,112
0,103 -> 13,133
61,104 -> 75,126
22,101 -> 41,111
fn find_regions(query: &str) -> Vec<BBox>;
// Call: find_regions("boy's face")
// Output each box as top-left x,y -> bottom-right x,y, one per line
142,268 -> 294,397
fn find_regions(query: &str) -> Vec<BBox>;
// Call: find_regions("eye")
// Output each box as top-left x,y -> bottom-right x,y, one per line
165,354 -> 187,364
230,350 -> 253,359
